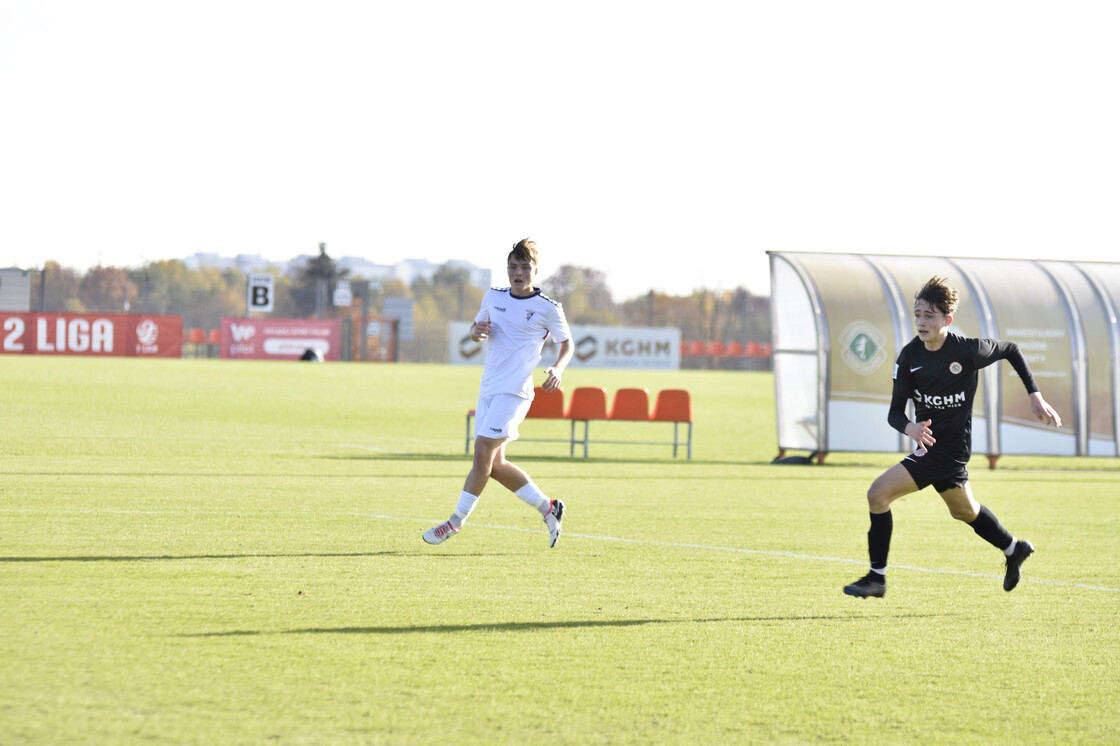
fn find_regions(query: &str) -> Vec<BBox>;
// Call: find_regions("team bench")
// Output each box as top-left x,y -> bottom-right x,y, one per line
465,387 -> 694,459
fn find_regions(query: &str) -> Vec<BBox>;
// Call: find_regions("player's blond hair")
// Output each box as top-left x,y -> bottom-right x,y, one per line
915,276 -> 959,317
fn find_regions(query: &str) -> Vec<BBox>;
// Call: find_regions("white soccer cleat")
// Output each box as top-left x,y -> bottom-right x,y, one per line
422,520 -> 459,545
544,499 -> 564,548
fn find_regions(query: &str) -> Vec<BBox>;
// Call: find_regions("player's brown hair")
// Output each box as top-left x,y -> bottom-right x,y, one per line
915,276 -> 959,317
509,238 -> 538,266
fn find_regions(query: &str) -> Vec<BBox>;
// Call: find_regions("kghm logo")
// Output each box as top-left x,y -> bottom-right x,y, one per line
839,320 -> 887,376
575,335 -> 597,362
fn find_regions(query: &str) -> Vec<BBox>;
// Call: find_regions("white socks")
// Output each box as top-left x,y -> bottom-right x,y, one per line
1003,538 -> 1018,557
449,482 -> 551,529
450,490 -> 480,528
515,481 -> 552,517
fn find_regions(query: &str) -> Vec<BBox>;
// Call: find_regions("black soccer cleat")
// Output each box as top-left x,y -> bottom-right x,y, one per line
843,572 -> 886,598
1003,539 -> 1034,592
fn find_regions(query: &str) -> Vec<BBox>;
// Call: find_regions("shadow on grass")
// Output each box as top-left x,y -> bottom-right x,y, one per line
181,613 -> 947,638
328,452 -> 774,467
0,551 -> 408,563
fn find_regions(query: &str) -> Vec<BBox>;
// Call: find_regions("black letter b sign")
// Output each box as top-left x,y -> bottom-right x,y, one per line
247,273 -> 275,313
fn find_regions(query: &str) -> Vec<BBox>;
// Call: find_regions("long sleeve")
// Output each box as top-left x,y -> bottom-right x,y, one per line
887,369 -> 912,435
976,339 -> 1039,394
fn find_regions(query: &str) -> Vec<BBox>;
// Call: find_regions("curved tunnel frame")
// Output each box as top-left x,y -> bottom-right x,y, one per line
770,251 -> 1119,461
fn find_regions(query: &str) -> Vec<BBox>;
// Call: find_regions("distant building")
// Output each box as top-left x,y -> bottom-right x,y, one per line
446,259 -> 492,291
183,253 -> 274,273
335,256 -> 395,285
0,268 -> 32,311
183,252 -> 491,291
182,253 -> 224,270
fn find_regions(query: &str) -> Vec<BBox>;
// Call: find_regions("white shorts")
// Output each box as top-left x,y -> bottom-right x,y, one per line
474,393 -> 532,441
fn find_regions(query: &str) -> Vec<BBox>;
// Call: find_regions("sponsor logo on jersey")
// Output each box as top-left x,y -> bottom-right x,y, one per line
912,389 -> 967,409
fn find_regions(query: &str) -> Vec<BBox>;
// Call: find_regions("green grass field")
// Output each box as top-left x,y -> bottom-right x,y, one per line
2,356 -> 1118,745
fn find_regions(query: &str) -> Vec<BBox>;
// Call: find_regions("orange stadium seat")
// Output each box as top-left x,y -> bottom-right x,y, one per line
566,387 -> 609,457
566,387 -> 608,421
650,389 -> 693,459
608,388 -> 650,421
651,389 -> 692,423
526,387 -> 565,419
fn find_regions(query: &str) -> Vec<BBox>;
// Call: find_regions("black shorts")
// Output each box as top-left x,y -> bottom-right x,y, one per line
900,447 -> 969,493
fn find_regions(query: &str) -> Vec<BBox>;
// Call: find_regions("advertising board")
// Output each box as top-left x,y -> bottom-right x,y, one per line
449,323 -> 680,370
0,313 -> 183,357
219,317 -> 341,361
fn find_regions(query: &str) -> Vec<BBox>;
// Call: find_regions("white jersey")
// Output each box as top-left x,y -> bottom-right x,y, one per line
475,287 -> 571,399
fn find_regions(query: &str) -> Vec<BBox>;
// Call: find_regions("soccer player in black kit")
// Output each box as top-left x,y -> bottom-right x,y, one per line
844,276 -> 1063,598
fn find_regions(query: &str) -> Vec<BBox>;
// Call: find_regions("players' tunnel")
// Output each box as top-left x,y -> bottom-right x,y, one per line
768,251 -> 1120,463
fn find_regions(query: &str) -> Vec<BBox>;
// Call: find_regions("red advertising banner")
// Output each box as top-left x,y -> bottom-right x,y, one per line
219,317 -> 341,361
0,313 -> 183,357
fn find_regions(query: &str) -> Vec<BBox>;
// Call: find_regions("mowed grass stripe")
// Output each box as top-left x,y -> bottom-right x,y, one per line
2,356 -> 1119,745
4,506 -> 1119,593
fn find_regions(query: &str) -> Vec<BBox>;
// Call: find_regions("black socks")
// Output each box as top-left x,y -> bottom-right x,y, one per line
968,504 -> 1014,551
869,510 -> 893,572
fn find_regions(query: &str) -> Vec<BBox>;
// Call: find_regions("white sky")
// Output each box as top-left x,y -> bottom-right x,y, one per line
2,1 -> 1118,301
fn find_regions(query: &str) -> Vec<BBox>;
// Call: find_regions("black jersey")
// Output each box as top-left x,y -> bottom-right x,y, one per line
888,332 -> 1039,462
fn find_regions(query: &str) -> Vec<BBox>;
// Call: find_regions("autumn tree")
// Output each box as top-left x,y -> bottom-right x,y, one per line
541,265 -> 619,325
410,264 -> 485,322
618,287 -> 770,342
39,261 -> 84,312
79,266 -> 138,313
129,260 -> 246,329
720,287 -> 770,343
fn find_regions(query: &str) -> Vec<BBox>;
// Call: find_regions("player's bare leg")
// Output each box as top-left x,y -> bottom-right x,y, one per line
491,448 -> 564,547
423,435 -> 504,544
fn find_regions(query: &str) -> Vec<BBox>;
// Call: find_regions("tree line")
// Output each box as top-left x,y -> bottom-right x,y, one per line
30,247 -> 771,353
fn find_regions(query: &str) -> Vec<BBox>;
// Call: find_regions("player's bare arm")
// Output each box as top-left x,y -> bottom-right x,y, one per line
904,419 -> 935,450
542,338 -> 574,393
1029,391 -> 1062,428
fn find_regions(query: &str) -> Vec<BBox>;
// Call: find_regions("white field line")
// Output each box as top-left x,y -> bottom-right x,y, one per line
337,443 -> 417,455
3,507 -> 1118,594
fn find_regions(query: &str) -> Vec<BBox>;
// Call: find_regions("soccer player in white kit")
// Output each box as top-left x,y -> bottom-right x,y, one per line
423,238 -> 573,547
